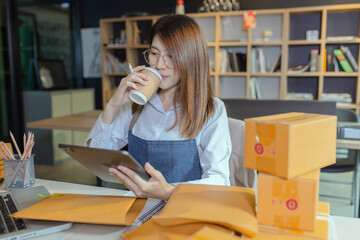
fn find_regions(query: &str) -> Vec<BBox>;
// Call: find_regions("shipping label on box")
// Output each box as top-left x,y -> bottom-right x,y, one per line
244,112 -> 337,179
257,171 -> 320,231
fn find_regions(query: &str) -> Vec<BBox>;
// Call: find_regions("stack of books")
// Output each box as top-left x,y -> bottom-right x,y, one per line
326,45 -> 358,72
285,92 -> 314,100
321,93 -> 352,105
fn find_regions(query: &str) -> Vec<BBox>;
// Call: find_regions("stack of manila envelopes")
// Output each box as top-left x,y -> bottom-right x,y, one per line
123,184 -> 258,239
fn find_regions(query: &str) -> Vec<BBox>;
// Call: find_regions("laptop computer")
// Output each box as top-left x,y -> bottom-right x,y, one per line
1,186 -> 72,240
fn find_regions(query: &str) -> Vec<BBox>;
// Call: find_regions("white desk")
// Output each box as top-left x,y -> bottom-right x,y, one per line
2,179 -> 360,239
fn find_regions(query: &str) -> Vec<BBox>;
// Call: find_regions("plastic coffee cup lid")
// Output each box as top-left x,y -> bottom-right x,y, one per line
145,67 -> 163,86
129,90 -> 148,105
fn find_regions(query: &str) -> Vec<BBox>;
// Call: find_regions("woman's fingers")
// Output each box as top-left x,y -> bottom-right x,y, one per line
145,162 -> 164,181
128,72 -> 149,85
117,165 -> 147,185
125,81 -> 138,90
132,65 -> 146,72
109,167 -> 143,196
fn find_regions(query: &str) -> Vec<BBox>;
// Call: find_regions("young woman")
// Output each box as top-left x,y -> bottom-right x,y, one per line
86,14 -> 231,200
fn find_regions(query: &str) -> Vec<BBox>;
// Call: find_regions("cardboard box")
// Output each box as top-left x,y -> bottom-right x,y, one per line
244,112 -> 337,179
245,202 -> 330,240
257,171 -> 320,231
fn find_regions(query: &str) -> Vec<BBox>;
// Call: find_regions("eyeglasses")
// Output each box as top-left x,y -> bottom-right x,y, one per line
143,49 -> 175,69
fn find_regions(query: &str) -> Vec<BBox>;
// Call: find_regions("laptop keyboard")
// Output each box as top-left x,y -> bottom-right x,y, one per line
0,194 -> 27,235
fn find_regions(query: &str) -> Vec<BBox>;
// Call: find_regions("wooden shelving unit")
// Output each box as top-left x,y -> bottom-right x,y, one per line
100,4 -> 360,113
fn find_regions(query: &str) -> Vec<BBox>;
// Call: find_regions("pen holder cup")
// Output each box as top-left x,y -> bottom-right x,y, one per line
3,154 -> 35,189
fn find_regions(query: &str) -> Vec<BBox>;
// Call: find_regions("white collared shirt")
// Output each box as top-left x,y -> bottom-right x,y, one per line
85,93 -> 231,186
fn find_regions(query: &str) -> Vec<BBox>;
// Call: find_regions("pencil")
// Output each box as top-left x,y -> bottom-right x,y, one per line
0,149 -> 7,160
0,142 -> 14,160
9,131 -> 22,158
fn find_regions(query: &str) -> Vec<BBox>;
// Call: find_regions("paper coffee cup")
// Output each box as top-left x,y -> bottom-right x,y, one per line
129,67 -> 163,105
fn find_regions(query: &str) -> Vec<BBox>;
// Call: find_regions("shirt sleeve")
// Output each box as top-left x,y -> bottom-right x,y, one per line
84,103 -> 132,150
186,98 -> 231,186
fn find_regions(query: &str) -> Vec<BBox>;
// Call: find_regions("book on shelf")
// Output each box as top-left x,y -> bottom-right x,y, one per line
333,57 -> 339,72
309,49 -> 319,72
326,36 -> 356,42
249,77 -> 256,99
321,93 -> 352,104
288,64 -> 309,73
285,92 -> 314,101
249,77 -> 261,99
228,52 -> 246,72
268,55 -> 281,73
251,48 -> 266,73
258,49 -> 266,73
326,46 -> 335,72
323,49 -> 327,72
218,49 -> 231,73
229,51 -> 239,72
333,49 -> 354,72
251,49 -> 257,73
340,45 -> 358,72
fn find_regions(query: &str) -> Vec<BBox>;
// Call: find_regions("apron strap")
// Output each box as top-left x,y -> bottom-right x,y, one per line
129,105 -> 144,131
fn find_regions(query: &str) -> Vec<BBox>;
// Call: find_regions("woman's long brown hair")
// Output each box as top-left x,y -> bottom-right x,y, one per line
132,15 -> 215,139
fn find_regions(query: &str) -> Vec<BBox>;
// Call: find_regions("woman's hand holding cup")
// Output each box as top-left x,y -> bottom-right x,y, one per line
102,65 -> 149,124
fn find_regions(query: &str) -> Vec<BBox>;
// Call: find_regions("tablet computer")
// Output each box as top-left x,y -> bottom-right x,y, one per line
58,144 -> 150,183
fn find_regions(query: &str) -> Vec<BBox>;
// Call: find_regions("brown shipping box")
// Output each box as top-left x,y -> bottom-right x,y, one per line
257,170 -> 320,231
244,112 -> 337,179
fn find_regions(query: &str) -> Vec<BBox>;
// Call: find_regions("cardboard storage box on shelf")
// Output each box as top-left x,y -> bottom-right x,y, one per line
244,112 -> 337,179
257,170 -> 320,232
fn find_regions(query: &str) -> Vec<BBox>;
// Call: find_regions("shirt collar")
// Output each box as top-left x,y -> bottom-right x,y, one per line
148,92 -> 180,113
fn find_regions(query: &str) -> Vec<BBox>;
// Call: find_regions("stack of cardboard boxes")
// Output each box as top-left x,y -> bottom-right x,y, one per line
244,112 -> 337,239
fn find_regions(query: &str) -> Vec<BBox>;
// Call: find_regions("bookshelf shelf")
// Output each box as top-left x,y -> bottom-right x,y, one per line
287,73 -> 320,77
129,44 -> 148,49
100,4 -> 360,112
218,41 -> 248,46
336,103 -> 358,109
288,40 -> 322,45
326,39 -> 360,44
105,45 -> 127,50
252,73 -> 282,77
105,73 -> 128,77
219,72 -> 247,77
251,42 -> 282,46
323,72 -> 359,77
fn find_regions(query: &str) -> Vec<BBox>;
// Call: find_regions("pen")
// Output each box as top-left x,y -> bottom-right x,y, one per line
129,63 -> 134,73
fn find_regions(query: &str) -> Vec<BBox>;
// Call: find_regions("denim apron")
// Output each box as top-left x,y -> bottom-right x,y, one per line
128,106 -> 202,183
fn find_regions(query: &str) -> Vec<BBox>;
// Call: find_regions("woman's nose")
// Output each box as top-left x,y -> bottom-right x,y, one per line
155,55 -> 167,69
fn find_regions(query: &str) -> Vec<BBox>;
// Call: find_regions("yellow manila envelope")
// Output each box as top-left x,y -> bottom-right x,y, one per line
187,226 -> 241,240
0,143 -> 13,178
244,112 -> 336,179
12,193 -> 147,225
123,218 -> 232,240
153,184 -> 258,237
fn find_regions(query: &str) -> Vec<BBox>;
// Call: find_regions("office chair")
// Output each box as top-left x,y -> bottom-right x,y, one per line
228,117 -> 257,189
320,108 -> 359,208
